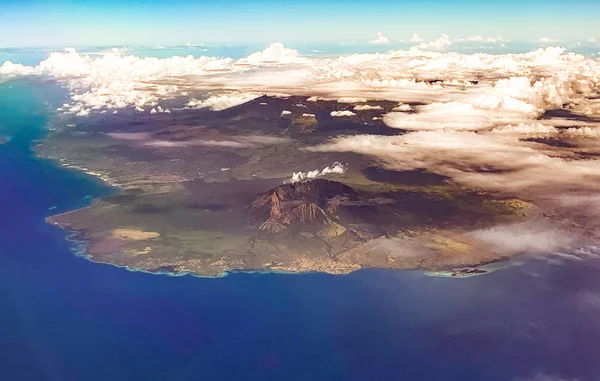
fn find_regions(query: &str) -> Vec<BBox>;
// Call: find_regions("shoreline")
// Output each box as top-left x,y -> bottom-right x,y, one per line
43,157 -> 511,279
49,209 -> 507,280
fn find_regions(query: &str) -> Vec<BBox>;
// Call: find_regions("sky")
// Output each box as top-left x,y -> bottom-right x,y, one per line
0,0 -> 599,48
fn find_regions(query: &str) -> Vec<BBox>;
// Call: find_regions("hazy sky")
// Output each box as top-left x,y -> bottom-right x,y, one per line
1,0 -> 599,47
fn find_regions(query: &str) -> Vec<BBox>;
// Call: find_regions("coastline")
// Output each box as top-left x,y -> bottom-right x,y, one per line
52,216 -> 357,280
42,156 -> 508,279
48,205 -> 503,280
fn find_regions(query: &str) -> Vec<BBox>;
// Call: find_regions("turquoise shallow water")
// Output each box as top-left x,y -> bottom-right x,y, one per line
2,80 -> 600,381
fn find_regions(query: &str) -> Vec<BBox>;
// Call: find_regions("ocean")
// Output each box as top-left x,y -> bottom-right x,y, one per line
2,80 -> 600,381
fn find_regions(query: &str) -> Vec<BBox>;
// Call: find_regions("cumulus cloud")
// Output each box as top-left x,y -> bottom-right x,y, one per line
0,61 -> 37,83
289,162 -> 345,183
353,104 -> 383,111
564,126 -> 600,137
368,32 -> 390,45
409,33 -> 423,42
416,34 -> 453,50
330,110 -> 356,117
239,42 -> 304,65
186,93 -> 259,111
383,77 -> 542,131
149,105 -> 170,114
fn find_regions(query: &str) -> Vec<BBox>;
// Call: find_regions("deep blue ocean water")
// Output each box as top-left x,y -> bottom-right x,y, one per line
2,80 -> 600,381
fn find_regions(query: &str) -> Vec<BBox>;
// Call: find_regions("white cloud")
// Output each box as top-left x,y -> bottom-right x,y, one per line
462,35 -> 505,43
535,37 -> 560,44
289,162 -> 345,183
337,97 -> 368,103
239,42 -> 304,65
281,110 -> 292,116
468,222 -> 576,254
416,34 -> 453,50
383,77 -> 542,131
330,110 -> 356,117
306,110 -> 600,249
368,32 -> 390,45
353,104 -> 382,111
307,129 -> 600,196
490,123 -> 559,135
186,93 -> 260,111
564,126 -> 600,137
108,133 -> 290,149
392,103 -> 412,112
409,33 -> 423,42
3,44 -> 600,124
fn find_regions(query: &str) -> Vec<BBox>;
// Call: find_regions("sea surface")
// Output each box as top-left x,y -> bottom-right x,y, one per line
2,80 -> 600,381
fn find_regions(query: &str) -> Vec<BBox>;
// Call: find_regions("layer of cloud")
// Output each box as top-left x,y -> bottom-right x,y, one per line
307,130 -> 600,196
2,43 -> 600,124
307,123 -> 600,247
107,132 -> 290,149
468,222 -> 577,254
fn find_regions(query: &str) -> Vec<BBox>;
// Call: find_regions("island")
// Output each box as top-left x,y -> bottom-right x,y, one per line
40,96 -> 541,276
